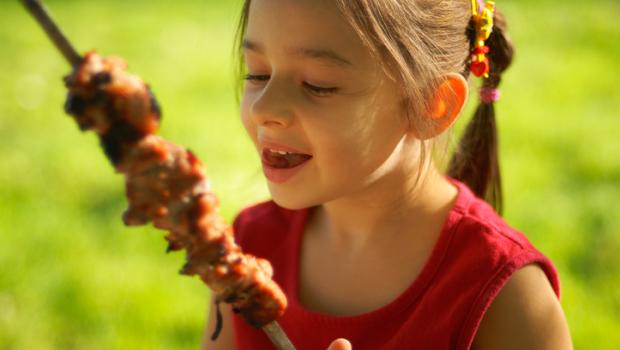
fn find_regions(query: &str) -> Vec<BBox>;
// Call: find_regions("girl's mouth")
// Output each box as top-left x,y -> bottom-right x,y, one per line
261,148 -> 312,169
261,148 -> 313,184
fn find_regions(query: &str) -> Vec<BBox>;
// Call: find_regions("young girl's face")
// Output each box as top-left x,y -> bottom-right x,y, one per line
241,0 -> 413,209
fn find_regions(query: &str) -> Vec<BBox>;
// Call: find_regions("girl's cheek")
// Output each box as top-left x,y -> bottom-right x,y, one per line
239,98 -> 258,145
240,94 -> 252,125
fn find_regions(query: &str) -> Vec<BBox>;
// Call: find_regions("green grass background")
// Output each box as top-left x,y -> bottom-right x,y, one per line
0,0 -> 618,348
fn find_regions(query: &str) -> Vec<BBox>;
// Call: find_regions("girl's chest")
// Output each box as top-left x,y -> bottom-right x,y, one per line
296,229 -> 435,316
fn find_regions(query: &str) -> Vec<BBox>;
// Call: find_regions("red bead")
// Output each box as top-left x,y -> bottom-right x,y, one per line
470,58 -> 489,77
473,45 -> 490,55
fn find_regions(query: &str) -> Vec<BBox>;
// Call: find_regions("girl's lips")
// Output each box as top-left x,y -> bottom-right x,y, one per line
260,140 -> 312,156
259,139 -> 312,183
261,158 -> 311,184
261,149 -> 312,168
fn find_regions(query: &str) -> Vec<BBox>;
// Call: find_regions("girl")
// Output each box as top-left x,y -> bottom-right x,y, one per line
204,0 -> 572,349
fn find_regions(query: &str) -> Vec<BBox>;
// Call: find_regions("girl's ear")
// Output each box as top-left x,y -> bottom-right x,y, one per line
420,73 -> 469,138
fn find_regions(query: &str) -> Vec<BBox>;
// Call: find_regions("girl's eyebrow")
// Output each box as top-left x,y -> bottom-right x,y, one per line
242,39 -> 355,68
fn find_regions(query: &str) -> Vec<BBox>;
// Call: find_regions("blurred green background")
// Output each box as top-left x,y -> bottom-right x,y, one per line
0,0 -> 618,349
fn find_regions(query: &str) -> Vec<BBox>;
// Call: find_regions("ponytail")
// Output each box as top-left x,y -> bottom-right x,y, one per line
448,8 -> 514,215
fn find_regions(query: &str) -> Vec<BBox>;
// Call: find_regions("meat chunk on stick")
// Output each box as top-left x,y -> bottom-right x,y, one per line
21,1 -> 296,348
63,49 -> 292,338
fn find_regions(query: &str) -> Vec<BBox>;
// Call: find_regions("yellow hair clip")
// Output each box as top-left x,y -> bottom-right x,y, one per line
470,0 -> 495,78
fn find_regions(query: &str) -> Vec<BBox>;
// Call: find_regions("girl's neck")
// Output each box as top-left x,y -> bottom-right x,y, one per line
308,161 -> 459,251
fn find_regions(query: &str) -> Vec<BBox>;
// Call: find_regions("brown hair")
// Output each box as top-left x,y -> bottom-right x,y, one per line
447,10 -> 514,215
233,0 -> 514,214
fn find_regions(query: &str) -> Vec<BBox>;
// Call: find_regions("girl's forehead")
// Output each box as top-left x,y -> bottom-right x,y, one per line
248,0 -> 342,24
245,0 -> 374,68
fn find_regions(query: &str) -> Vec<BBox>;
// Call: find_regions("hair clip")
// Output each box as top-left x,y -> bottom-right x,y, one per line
470,0 -> 495,78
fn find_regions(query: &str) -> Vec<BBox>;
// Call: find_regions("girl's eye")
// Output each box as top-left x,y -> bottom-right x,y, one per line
244,74 -> 338,98
302,82 -> 339,97
244,74 -> 270,83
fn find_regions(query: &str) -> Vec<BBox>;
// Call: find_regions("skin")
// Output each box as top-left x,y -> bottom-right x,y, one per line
471,265 -> 573,350
203,0 -> 572,348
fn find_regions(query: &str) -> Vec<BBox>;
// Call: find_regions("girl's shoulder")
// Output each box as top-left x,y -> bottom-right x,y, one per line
445,178 -> 560,292
441,179 -> 562,347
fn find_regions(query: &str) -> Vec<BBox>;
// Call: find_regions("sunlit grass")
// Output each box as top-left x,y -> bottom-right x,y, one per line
1,0 -> 618,348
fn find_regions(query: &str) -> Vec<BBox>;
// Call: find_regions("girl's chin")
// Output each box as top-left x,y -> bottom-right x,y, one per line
268,188 -> 319,210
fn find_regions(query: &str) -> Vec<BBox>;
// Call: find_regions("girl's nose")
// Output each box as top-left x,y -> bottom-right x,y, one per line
250,78 -> 295,128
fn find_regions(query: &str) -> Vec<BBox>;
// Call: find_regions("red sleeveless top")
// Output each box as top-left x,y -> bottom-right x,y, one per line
231,178 -> 560,349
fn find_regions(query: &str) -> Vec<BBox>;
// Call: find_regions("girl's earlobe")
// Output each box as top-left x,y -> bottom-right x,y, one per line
425,73 -> 469,136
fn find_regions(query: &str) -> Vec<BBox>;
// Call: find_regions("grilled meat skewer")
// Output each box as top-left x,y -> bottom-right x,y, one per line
64,51 -> 288,329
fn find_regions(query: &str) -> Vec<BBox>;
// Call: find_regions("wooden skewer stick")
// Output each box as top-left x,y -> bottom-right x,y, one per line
21,0 -> 82,66
20,1 -> 296,349
264,321 -> 297,350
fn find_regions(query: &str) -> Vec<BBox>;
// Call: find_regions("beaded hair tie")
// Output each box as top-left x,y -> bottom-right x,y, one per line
479,87 -> 501,104
470,0 -> 495,78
